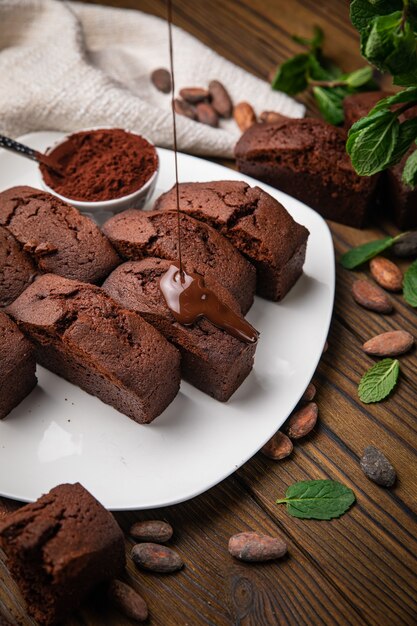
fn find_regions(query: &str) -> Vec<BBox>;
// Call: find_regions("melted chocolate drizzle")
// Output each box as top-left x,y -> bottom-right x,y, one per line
161,1 -> 258,345
160,264 -> 258,344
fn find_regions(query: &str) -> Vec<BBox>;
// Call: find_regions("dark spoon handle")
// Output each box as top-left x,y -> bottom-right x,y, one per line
0,134 -> 39,163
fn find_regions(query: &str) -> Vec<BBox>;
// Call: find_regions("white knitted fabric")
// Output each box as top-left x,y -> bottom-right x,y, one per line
0,0 -> 305,158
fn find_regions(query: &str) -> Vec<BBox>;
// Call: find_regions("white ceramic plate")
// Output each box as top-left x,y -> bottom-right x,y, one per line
0,132 -> 334,510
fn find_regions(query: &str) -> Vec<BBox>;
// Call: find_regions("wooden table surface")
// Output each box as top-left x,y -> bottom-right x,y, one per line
1,1 -> 416,625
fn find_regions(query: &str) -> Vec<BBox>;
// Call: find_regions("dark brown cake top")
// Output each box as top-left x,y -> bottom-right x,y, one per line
0,186 -> 120,283
7,273 -> 179,398
102,209 -> 256,312
0,311 -> 33,376
0,225 -> 36,307
0,482 -> 125,581
154,180 -> 309,267
234,118 -> 375,194
103,258 -> 255,358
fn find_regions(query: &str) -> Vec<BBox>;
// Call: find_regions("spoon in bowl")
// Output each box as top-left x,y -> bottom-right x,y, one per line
0,134 -> 64,176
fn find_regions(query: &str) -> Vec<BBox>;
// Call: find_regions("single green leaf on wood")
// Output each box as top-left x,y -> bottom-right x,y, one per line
313,86 -> 346,125
276,479 -> 356,520
271,53 -> 311,95
358,358 -> 400,403
340,235 -> 398,269
347,110 -> 400,175
403,258 -> 417,305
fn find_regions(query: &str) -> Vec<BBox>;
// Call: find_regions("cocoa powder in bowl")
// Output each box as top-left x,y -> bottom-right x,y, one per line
40,129 -> 158,202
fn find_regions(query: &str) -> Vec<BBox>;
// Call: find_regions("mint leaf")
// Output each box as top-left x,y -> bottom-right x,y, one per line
358,358 -> 400,403
347,110 -> 400,175
369,86 -> 417,113
350,0 -> 402,33
271,53 -> 310,95
313,86 -> 345,125
402,148 -> 417,188
276,479 -> 355,520
403,258 -> 417,305
292,25 -> 324,51
345,66 -> 374,88
364,12 -> 417,76
391,120 -> 417,163
340,236 -> 397,269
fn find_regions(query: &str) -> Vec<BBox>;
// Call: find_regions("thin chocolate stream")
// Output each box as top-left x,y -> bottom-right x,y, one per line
160,264 -> 258,344
162,0 -> 258,345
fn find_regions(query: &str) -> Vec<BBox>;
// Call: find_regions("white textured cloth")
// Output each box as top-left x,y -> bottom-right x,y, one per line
0,0 -> 305,158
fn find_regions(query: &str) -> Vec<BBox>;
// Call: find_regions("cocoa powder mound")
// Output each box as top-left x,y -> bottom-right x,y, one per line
41,129 -> 158,202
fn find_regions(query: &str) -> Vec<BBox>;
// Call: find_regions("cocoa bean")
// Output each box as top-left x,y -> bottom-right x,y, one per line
351,279 -> 393,313
301,382 -> 316,402
259,110 -> 287,124
107,580 -> 148,622
196,102 -> 219,127
131,543 -> 183,573
360,445 -> 396,487
286,402 -> 318,439
228,532 -> 287,562
174,98 -> 197,120
369,256 -> 403,292
392,231 -> 417,258
209,80 -> 233,118
362,330 -> 414,357
130,520 -> 173,543
234,102 -> 257,131
179,87 -> 209,103
151,68 -> 171,94
261,431 -> 293,460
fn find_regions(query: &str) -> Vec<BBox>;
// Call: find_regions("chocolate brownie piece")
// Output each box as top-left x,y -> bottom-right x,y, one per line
103,258 -> 257,401
0,225 -> 36,307
102,209 -> 256,314
235,119 -> 379,228
0,186 -> 120,283
154,181 -> 309,301
0,482 -> 125,626
343,92 -> 417,229
7,274 -> 180,423
0,311 -> 36,419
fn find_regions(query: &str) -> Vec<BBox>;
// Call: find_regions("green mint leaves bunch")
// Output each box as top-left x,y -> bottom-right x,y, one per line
348,1 -> 417,186
271,26 -> 376,125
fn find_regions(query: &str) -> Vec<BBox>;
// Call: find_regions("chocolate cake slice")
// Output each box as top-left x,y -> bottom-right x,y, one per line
0,311 -> 36,419
235,118 -> 379,228
102,209 -> 256,314
7,274 -> 180,424
154,180 -> 309,301
0,225 -> 36,307
0,482 -> 126,626
103,258 -> 257,401
0,186 -> 120,283
343,91 -> 417,229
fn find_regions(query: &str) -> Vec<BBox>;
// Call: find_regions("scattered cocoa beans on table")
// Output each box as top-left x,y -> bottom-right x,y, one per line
173,98 -> 196,120
369,256 -> 403,292
131,543 -> 183,573
196,102 -> 219,127
130,520 -> 173,543
261,431 -> 293,460
209,79 -> 233,117
351,279 -> 393,313
179,87 -> 209,103
228,532 -> 287,562
107,580 -> 148,623
286,402 -> 318,439
362,330 -> 414,357
360,446 -> 396,487
234,101 -> 257,131
300,382 -> 316,402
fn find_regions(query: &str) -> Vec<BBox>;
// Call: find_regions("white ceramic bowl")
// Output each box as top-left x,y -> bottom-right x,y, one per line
39,129 -> 159,224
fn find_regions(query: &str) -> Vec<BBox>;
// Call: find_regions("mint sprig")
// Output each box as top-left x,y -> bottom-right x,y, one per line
340,235 -> 399,269
276,479 -> 355,520
358,358 -> 400,403
403,258 -> 417,306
